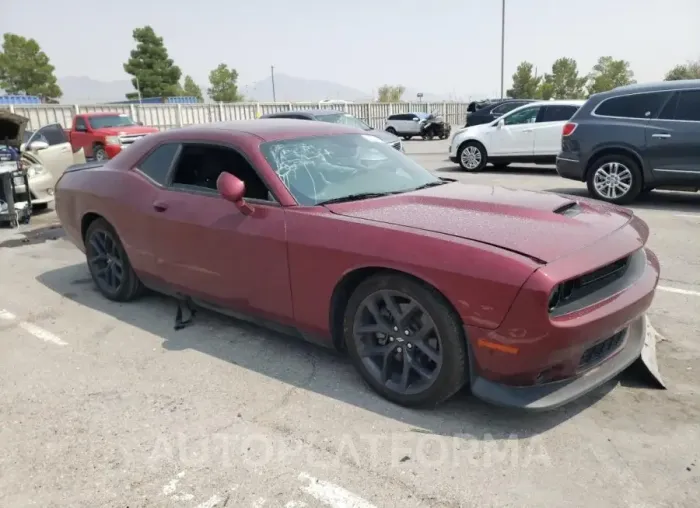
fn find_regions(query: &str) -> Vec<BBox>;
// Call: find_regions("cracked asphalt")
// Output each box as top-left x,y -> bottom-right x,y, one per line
0,137 -> 698,508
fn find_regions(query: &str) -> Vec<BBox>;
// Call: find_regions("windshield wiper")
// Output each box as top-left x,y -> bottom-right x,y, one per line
411,180 -> 449,191
317,191 -> 400,206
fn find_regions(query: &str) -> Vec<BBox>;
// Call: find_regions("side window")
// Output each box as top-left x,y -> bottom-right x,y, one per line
674,90 -> 700,122
39,124 -> 68,145
503,107 -> 540,125
658,93 -> 679,120
594,92 -> 670,119
137,143 -> 180,185
540,105 -> 579,123
387,115 -> 399,121
492,102 -> 519,116
170,143 -> 272,201
74,117 -> 87,131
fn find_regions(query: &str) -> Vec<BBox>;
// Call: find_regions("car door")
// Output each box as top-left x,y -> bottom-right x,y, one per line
532,104 -> 580,156
487,105 -> 541,156
646,89 -> 700,181
406,114 -> 422,134
70,116 -> 91,153
24,124 -> 77,181
146,141 -> 294,324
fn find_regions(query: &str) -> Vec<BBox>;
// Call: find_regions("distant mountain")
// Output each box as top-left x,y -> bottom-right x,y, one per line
52,73 -> 462,104
244,73 -> 373,102
58,76 -> 134,104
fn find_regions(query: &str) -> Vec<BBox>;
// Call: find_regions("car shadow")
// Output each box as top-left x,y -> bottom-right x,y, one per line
434,164 -> 557,175
36,262 -> 624,442
545,187 -> 700,213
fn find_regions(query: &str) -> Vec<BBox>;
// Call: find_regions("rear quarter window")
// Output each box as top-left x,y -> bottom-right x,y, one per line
136,143 -> 180,185
594,92 -> 671,119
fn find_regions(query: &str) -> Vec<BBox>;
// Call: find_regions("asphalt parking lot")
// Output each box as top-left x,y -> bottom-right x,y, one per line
1,137 -> 699,508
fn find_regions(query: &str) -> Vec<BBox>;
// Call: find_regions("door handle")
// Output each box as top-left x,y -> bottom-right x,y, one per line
651,133 -> 671,139
523,129 -> 533,132
153,201 -> 169,212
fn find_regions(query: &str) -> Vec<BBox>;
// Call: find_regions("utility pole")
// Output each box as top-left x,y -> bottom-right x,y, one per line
500,0 -> 505,99
270,65 -> 277,102
135,76 -> 143,104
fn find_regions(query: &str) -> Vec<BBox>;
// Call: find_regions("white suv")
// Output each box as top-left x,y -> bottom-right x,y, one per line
449,100 -> 584,171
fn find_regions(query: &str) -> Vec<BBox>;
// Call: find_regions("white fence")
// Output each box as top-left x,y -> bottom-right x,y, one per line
1,102 -> 470,132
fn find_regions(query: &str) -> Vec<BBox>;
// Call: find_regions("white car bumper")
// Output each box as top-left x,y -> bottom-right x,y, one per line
14,170 -> 56,205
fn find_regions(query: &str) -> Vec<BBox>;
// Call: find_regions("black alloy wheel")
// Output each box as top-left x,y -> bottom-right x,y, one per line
343,274 -> 467,407
85,218 -> 143,301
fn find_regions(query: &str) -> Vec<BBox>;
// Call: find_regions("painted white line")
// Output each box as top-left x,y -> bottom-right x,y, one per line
285,502 -> 308,508
0,309 -> 68,346
194,494 -> 223,508
674,214 -> 700,220
298,473 -> 377,508
658,286 -> 700,297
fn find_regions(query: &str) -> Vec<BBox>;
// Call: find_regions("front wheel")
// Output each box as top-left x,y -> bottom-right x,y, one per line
343,273 -> 468,407
457,141 -> 487,172
85,218 -> 144,301
93,145 -> 107,161
586,154 -> 642,205
386,127 -> 397,135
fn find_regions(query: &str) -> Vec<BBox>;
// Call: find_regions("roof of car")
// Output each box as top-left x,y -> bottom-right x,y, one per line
602,79 -> 700,95
529,99 -> 586,107
261,109 -> 343,118
159,119 -> 360,141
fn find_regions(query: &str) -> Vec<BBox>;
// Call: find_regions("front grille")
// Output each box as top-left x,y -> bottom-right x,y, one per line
549,255 -> 631,312
119,134 -> 147,145
390,141 -> 401,151
578,330 -> 625,370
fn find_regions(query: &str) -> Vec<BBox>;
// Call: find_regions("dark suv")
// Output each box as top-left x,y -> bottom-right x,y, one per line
465,99 -> 534,126
556,80 -> 700,204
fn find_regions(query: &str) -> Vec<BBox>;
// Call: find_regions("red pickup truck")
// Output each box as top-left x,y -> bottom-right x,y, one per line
67,112 -> 159,161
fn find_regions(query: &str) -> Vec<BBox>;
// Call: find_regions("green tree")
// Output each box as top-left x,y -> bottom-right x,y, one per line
506,62 -> 542,99
377,85 -> 405,102
123,26 -> 182,99
665,59 -> 700,81
207,64 -> 242,102
539,58 -> 587,99
587,56 -> 635,95
182,75 -> 203,101
0,33 -> 62,101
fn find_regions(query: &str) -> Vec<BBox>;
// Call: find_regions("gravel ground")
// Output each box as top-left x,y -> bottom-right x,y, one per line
0,138 -> 698,508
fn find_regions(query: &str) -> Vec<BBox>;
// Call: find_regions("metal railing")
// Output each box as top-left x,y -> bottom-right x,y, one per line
2,101 -> 469,131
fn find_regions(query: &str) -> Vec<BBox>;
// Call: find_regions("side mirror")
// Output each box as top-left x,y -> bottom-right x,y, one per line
496,119 -> 505,129
217,172 -> 254,215
28,140 -> 49,151
412,118 -> 420,122
75,125 -> 87,132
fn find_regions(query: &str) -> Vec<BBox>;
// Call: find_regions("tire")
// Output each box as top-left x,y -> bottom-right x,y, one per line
343,273 -> 468,408
491,163 -> 510,170
457,141 -> 487,172
586,154 -> 642,205
403,135 -> 412,141
386,127 -> 397,135
84,218 -> 144,302
93,144 -> 107,161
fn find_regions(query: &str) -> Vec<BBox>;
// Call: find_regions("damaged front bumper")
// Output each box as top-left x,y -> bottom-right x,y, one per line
470,314 -> 664,411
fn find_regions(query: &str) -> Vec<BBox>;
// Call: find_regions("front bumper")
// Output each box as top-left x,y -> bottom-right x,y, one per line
105,144 -> 123,159
470,315 -> 649,410
465,221 -> 660,411
13,171 -> 56,205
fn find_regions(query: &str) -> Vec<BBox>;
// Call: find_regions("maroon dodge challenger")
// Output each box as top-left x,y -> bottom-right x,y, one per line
54,120 -> 660,410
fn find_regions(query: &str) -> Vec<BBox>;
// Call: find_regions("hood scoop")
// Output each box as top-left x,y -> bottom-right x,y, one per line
553,201 -> 582,217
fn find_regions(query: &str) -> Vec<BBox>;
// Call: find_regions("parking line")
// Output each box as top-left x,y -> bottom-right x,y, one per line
658,286 -> 700,297
0,309 -> 68,346
674,214 -> 700,220
298,472 -> 377,508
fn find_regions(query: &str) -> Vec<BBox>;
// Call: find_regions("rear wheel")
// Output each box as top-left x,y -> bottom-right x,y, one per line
457,141 -> 487,172
84,218 -> 144,301
343,273 -> 467,407
403,135 -> 412,141
386,127 -> 397,135
586,154 -> 642,204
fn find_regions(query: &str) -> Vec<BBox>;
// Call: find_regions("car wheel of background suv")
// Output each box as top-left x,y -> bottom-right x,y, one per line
458,141 -> 487,172
386,127 -> 397,135
586,154 -> 643,205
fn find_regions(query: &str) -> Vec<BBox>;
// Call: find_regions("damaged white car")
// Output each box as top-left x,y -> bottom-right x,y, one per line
0,111 -> 86,210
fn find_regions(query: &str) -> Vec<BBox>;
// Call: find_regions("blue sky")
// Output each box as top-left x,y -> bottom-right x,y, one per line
3,0 -> 698,97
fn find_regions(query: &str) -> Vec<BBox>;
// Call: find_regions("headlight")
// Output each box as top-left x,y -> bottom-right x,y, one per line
26,165 -> 46,178
105,136 -> 121,145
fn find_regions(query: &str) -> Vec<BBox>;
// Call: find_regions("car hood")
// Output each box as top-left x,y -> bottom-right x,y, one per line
366,129 -> 400,144
94,126 -> 159,136
453,123 -> 491,138
325,182 -> 633,263
0,109 -> 29,147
